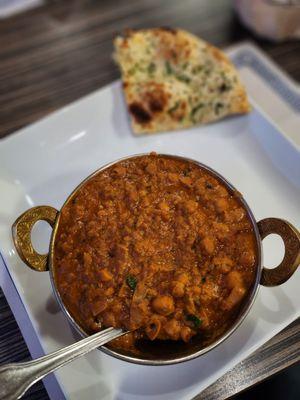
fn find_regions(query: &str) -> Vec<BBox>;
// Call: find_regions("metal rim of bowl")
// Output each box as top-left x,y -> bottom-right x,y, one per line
48,153 -> 262,366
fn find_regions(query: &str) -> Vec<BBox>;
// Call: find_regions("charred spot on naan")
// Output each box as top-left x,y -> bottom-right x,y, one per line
129,102 -> 152,124
129,83 -> 169,125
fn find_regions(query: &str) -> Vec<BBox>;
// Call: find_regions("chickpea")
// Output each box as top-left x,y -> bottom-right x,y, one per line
146,163 -> 157,175
176,273 -> 189,284
184,200 -> 198,213
200,281 -> 219,304
152,295 -> 175,316
213,256 -> 233,274
192,286 -> 201,296
164,319 -> 181,340
213,222 -> 230,241
172,281 -> 185,298
201,236 -> 215,255
222,271 -> 246,311
227,271 -> 243,289
159,201 -> 170,212
215,198 -> 229,213
195,178 -> 206,196
222,286 -> 246,311
181,326 -> 193,342
216,185 -> 228,198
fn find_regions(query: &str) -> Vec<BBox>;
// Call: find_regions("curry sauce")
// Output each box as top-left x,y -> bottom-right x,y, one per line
54,154 -> 257,352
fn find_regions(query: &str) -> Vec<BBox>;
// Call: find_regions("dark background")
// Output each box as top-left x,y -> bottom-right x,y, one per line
0,1 -> 299,399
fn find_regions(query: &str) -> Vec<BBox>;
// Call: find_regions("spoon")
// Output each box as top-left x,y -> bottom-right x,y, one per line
0,327 -> 125,400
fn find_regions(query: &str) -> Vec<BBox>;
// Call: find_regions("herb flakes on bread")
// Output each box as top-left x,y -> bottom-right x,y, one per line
114,28 -> 250,134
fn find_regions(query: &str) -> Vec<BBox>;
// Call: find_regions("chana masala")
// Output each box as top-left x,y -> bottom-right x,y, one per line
54,154 -> 257,352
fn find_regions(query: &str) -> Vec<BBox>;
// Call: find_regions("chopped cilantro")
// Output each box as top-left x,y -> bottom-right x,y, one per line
165,61 -> 173,75
183,169 -> 191,176
186,314 -> 202,329
148,62 -> 156,75
126,275 -> 137,290
192,65 -> 203,74
214,102 -> 224,115
190,103 -> 204,122
128,66 -> 137,76
176,74 -> 191,84
168,101 -> 180,114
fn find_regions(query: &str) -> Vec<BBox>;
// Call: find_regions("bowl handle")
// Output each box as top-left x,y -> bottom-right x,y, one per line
12,206 -> 59,272
258,218 -> 300,287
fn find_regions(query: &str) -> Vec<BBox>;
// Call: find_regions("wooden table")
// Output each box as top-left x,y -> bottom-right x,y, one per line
0,1 -> 299,399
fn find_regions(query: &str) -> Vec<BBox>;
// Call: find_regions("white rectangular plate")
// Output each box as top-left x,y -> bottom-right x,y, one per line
0,43 -> 299,400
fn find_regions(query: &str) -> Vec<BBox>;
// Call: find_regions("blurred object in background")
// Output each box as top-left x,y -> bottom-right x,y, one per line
234,0 -> 300,41
0,0 -> 43,19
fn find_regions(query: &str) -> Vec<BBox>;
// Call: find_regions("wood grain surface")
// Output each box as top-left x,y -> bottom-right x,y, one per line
0,1 -> 299,399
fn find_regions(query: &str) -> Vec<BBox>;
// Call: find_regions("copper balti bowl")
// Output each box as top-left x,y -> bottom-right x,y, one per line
12,154 -> 300,365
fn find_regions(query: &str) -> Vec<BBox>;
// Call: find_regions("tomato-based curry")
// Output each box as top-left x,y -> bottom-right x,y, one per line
54,154 -> 257,351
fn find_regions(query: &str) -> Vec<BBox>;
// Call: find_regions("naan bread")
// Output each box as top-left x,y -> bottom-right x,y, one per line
114,28 -> 250,134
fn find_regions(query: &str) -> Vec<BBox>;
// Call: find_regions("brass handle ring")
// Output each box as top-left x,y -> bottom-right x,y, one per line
258,218 -> 300,287
12,206 -> 58,272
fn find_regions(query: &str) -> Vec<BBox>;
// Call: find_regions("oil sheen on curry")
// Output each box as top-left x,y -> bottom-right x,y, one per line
54,154 -> 257,352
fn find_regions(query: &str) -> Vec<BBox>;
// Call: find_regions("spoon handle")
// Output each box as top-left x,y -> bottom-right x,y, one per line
0,327 -> 124,400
